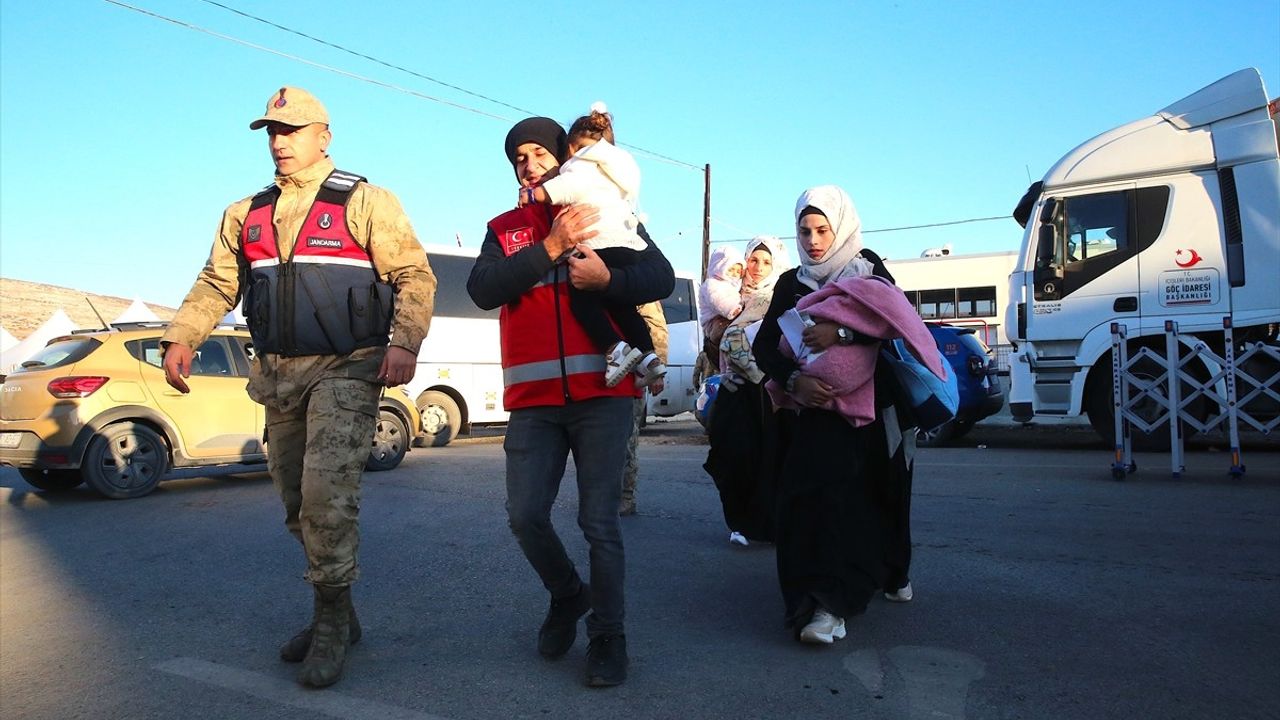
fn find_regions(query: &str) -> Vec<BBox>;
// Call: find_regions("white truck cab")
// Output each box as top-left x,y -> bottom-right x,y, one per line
1006,68 -> 1280,441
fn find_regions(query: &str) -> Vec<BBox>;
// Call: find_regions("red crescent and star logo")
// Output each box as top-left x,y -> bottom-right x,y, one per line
1174,248 -> 1203,268
505,228 -> 534,253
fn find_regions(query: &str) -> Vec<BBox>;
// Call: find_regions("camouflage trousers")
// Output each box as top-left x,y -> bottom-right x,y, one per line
265,377 -> 380,587
621,397 -> 645,503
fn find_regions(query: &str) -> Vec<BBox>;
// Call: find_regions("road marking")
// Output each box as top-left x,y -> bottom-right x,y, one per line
844,646 -> 985,719
154,657 -> 454,720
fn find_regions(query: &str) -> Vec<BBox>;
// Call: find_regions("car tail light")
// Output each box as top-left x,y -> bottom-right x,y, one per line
967,356 -> 986,376
47,376 -> 109,398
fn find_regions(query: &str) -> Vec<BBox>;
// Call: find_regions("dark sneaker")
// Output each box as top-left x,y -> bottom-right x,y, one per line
538,583 -> 591,659
586,633 -> 628,687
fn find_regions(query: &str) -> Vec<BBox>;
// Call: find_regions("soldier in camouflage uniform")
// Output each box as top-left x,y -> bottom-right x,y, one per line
161,87 -> 435,689
620,300 -> 668,515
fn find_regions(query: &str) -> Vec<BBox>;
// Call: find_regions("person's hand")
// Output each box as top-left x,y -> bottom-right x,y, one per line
567,244 -> 611,291
802,321 -> 840,351
161,342 -> 193,394
516,188 -> 530,208
378,345 -> 418,387
792,374 -> 834,407
544,204 -> 599,260
719,372 -> 741,392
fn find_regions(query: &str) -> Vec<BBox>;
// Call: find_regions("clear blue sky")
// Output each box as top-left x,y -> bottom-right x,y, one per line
2,0 -> 1277,307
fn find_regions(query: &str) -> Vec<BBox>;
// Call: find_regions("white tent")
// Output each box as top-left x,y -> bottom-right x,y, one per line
0,309 -> 77,373
221,303 -> 247,326
112,297 -> 161,324
0,327 -> 17,354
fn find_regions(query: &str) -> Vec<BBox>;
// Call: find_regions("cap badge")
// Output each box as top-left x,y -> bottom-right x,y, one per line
275,88 -> 287,108
318,213 -> 333,230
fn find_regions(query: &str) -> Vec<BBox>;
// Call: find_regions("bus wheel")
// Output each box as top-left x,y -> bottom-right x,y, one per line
417,390 -> 462,447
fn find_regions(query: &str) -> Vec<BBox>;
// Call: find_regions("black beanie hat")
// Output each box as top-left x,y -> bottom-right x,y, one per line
504,117 -> 567,169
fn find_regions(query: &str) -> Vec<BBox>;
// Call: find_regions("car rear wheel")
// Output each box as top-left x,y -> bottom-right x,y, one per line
366,409 -> 409,472
19,468 -> 84,492
81,422 -> 170,499
417,390 -> 461,447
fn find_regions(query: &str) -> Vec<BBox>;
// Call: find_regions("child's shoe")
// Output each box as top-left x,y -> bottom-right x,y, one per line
633,353 -> 667,388
605,342 -> 644,388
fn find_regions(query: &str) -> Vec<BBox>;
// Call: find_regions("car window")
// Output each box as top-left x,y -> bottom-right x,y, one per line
9,337 -> 102,372
126,337 -> 240,377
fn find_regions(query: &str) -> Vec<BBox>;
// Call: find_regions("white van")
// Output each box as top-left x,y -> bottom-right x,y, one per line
404,247 -> 702,444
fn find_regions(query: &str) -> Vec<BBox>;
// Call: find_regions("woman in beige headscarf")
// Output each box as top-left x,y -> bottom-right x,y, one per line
753,185 -> 917,645
703,235 -> 790,546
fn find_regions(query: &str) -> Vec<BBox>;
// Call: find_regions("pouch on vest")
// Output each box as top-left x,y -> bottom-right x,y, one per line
298,269 -> 358,356
245,277 -> 272,345
350,283 -> 393,344
880,338 -> 958,432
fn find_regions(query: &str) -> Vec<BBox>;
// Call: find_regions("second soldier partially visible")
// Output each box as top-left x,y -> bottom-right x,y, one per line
161,86 -> 436,688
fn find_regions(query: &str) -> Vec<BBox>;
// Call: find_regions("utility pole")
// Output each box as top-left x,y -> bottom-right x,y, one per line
701,163 -> 711,281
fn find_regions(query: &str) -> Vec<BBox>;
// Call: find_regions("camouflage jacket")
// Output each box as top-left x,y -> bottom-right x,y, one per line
162,158 -> 436,411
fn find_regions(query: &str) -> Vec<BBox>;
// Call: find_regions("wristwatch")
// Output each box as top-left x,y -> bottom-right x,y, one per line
836,326 -> 854,345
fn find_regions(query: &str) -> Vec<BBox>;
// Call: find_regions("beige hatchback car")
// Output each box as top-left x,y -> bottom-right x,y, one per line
0,322 -> 422,499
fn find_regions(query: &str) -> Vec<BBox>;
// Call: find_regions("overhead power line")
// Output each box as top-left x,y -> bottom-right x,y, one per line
709,214 -> 1011,244
115,0 -> 703,171
103,0 -> 514,121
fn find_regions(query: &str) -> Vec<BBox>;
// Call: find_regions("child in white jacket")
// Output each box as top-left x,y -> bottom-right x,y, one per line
520,103 -> 664,388
699,245 -> 745,337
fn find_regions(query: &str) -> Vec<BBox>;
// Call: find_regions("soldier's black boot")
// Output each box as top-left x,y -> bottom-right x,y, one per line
280,593 -> 362,663
297,584 -> 353,688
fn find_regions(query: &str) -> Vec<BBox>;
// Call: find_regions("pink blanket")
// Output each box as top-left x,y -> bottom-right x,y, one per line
766,275 -> 944,426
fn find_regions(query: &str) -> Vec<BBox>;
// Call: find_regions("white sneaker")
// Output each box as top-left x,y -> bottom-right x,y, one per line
605,343 -> 644,388
633,353 -> 667,388
799,609 -> 846,644
728,531 -> 749,547
884,582 -> 914,603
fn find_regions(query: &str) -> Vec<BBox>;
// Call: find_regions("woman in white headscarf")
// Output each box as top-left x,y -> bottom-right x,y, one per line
703,235 -> 790,546
752,185 -> 917,645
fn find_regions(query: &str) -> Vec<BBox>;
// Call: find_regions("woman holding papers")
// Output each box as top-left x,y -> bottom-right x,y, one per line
753,185 -> 919,645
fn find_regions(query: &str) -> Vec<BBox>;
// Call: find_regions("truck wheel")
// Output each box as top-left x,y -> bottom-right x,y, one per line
417,390 -> 461,447
19,468 -> 84,492
1085,354 -> 1207,453
366,409 -> 409,472
81,422 -> 170,499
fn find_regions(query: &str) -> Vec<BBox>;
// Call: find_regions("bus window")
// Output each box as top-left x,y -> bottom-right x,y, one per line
428,253 -> 500,320
661,278 -> 696,324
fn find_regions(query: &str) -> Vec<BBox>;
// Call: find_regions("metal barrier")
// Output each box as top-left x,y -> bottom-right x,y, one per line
1109,318 -> 1279,480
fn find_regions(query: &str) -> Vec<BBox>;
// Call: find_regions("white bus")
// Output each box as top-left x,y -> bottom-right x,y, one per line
646,270 -> 702,419
404,245 -> 702,445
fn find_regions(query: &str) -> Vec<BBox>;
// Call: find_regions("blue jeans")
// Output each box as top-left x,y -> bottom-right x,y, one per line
504,396 -> 634,637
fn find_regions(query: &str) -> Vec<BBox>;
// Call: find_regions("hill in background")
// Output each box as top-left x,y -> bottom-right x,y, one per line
0,277 -> 177,340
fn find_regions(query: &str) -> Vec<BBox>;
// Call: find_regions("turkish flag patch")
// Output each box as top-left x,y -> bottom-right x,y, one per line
504,227 -> 534,253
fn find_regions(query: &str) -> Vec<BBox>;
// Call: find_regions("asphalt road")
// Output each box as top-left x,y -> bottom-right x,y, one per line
2,419 -> 1277,720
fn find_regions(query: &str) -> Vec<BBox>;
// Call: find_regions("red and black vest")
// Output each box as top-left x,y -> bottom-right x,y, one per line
239,169 -> 393,356
489,205 -> 639,409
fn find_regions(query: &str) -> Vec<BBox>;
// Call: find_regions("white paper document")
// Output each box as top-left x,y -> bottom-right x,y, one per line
778,308 -> 823,363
